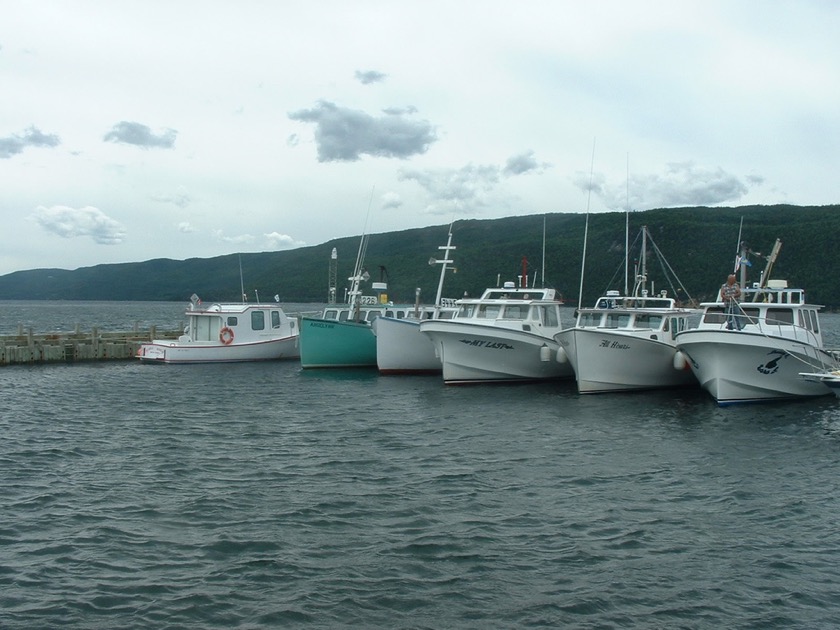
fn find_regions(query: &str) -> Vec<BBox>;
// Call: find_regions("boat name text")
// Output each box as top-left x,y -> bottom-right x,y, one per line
458,339 -> 514,350
599,339 -> 631,350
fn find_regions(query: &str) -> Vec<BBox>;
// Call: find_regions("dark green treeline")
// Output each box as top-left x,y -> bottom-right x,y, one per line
1,204 -> 838,308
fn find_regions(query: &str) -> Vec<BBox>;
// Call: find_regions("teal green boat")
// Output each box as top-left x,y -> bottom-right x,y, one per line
299,300 -> 421,368
299,232 -> 417,368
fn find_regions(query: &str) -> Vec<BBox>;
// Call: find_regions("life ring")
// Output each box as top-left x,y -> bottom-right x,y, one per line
219,327 -> 235,345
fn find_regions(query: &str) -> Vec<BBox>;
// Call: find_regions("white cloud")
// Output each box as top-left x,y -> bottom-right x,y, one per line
213,230 -> 255,245
380,192 -> 403,210
577,162 -> 752,210
264,232 -> 306,249
0,126 -> 60,158
288,101 -> 436,161
103,121 -> 177,149
31,205 -> 126,245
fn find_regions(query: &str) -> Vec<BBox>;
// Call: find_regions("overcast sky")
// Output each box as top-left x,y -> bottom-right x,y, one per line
2,0 -> 838,275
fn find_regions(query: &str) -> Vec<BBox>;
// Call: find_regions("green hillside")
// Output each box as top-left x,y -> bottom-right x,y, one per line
1,204 -> 838,307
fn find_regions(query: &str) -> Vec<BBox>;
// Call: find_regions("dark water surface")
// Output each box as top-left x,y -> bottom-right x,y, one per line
2,304 -> 840,628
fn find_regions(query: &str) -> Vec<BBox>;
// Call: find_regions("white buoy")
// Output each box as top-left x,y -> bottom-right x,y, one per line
556,346 -> 568,363
540,344 -> 551,362
673,350 -> 688,371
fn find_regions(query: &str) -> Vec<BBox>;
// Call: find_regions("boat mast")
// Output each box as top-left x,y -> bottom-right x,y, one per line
238,254 -> 246,302
541,214 -> 546,288
577,139 -> 596,308
432,223 -> 456,307
759,239 -> 782,288
625,153 -> 630,296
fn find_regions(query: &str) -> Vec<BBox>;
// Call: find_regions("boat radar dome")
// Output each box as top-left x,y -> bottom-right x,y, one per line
503,281 -> 516,289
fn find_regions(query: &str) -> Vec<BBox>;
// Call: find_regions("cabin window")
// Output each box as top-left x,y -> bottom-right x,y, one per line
703,307 -> 727,324
457,304 -> 476,318
195,316 -> 216,341
503,304 -> 527,320
366,311 -> 380,322
440,310 -> 455,319
324,310 -> 338,320
800,309 -> 819,333
271,311 -> 281,328
227,316 -> 238,326
605,313 -> 630,328
741,308 -> 760,324
338,310 -> 349,322
397,311 -> 406,319
251,310 -> 266,331
579,312 -> 601,327
542,306 -> 559,327
478,304 -> 502,319
766,308 -> 793,325
635,314 -> 663,329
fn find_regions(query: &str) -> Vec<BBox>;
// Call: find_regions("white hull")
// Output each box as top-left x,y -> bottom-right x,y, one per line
557,328 -> 696,393
372,317 -> 441,374
800,372 -> 840,399
676,329 -> 835,404
421,321 -> 573,384
138,335 -> 299,364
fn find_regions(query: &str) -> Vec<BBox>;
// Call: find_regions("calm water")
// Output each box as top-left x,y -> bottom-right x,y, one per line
2,302 -> 840,628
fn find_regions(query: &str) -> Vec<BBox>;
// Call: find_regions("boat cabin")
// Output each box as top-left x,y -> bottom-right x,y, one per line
186,302 -> 295,343
320,297 -> 459,324
452,283 -> 563,332
575,291 -> 691,341
697,281 -> 823,344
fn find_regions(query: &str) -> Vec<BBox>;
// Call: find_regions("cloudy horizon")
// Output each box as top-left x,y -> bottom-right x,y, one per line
2,0 -> 838,275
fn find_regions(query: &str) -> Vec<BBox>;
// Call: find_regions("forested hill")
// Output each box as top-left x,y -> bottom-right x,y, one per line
1,204 -> 838,308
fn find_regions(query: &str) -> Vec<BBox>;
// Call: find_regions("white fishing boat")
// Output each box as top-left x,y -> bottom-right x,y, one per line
799,370 -> 840,398
675,239 -> 840,404
419,280 -> 572,384
555,226 -> 696,393
137,294 -> 299,364
373,227 -> 459,374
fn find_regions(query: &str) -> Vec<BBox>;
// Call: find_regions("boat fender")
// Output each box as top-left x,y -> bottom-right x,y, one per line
673,350 -> 688,371
540,344 -> 551,362
220,327 -> 235,345
556,346 -> 568,364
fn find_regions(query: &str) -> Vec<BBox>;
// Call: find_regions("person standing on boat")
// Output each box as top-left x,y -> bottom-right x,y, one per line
720,274 -> 743,330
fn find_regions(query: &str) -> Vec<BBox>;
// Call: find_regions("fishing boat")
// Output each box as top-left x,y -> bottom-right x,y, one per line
675,239 -> 840,404
372,227 -> 460,374
555,226 -> 697,393
799,371 -> 840,398
299,231 -> 419,368
419,272 -> 572,384
137,294 -> 299,364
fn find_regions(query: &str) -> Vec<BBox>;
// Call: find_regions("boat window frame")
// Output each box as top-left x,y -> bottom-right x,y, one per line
766,307 -> 794,326
251,310 -> 266,331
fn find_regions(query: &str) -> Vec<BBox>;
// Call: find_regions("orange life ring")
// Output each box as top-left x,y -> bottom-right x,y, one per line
219,327 -> 235,345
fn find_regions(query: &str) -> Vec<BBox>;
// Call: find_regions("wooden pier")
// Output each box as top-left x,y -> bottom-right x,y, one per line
0,325 -> 181,366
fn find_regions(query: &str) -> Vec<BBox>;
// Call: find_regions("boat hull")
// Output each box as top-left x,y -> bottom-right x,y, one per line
137,336 -> 299,364
799,372 -> 840,399
676,329 -> 835,404
372,317 -> 441,374
420,321 -> 573,384
299,317 -> 377,368
557,328 -> 696,393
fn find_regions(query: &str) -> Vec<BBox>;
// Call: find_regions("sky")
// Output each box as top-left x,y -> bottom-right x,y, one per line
2,0 -> 839,276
